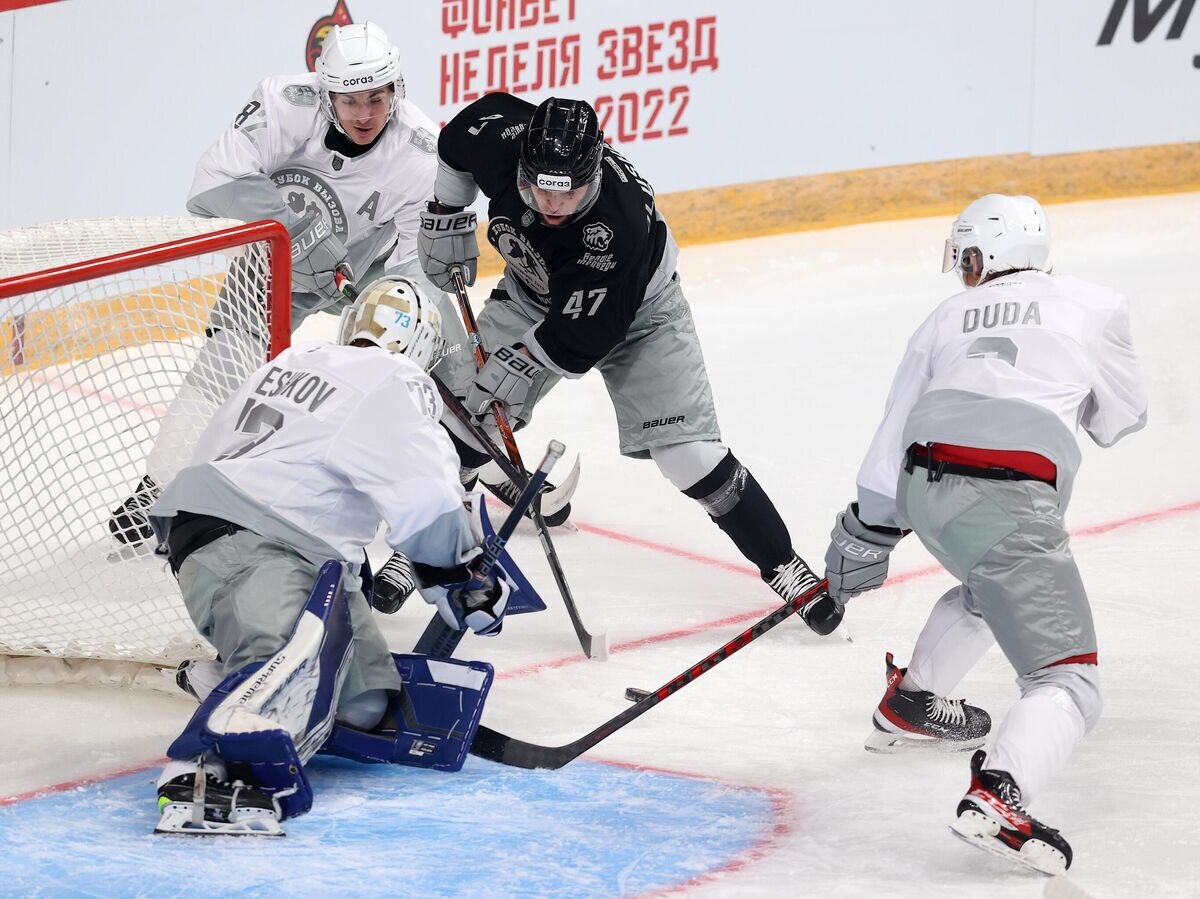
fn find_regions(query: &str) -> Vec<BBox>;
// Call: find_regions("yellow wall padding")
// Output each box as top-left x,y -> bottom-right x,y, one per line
2,278 -> 218,376
476,141 -> 1200,275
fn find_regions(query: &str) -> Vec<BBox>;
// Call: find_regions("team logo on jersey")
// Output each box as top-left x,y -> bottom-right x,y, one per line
273,168 -> 349,239
306,0 -> 354,72
521,210 -> 536,227
489,218 -> 551,300
410,127 -> 437,154
582,223 -> 613,252
282,84 -> 319,107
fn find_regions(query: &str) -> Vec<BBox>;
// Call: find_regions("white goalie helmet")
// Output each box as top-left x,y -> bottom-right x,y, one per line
942,194 -> 1051,287
338,277 -> 446,372
315,22 -> 406,129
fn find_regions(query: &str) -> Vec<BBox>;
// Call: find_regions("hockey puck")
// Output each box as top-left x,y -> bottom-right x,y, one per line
624,686 -> 652,702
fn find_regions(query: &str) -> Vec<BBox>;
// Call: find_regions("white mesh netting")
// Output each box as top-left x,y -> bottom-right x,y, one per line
0,217 -> 286,679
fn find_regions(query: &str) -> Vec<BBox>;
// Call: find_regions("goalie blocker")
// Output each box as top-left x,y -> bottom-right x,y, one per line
157,561 -> 496,836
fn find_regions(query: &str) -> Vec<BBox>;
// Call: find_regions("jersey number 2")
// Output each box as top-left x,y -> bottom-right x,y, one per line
217,399 -> 286,460
966,336 -> 1019,367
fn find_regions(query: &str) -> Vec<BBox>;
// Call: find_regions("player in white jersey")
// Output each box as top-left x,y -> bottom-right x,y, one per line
822,195 -> 1147,874
109,22 -> 468,610
148,277 -> 523,835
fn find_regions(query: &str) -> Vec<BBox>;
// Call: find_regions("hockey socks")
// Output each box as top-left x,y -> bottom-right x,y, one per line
682,451 -> 792,578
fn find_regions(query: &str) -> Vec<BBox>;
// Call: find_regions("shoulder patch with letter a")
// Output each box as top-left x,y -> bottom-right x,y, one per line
410,127 -> 437,154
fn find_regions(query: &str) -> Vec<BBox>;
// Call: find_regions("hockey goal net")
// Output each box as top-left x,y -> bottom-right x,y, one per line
0,217 -> 290,687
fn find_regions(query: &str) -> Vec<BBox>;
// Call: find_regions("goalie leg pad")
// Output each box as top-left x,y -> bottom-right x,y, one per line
320,653 -> 494,772
166,560 -> 354,819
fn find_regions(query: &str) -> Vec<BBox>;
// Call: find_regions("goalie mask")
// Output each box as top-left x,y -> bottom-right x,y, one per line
517,97 -> 605,225
942,194 -> 1050,288
338,277 -> 446,371
315,22 -> 406,135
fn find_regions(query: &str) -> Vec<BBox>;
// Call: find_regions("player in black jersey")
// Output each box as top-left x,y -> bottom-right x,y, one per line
418,93 -> 841,635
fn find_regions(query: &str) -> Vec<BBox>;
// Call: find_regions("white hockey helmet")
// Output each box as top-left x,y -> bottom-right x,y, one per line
315,22 -> 406,129
338,277 -> 446,371
942,194 -> 1051,287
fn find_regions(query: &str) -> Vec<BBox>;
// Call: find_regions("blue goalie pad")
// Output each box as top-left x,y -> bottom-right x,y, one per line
319,653 -> 494,772
166,560 -> 354,820
475,495 -> 545,615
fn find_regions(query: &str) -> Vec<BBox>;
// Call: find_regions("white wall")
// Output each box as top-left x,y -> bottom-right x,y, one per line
1,0 -> 1197,229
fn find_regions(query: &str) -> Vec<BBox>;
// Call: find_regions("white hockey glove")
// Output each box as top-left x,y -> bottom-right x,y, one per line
289,211 -> 350,301
418,203 -> 479,291
823,503 -> 906,602
465,344 -> 543,420
418,559 -> 512,637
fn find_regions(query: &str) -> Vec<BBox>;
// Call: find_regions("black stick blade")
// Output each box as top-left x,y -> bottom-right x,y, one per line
470,725 -> 576,770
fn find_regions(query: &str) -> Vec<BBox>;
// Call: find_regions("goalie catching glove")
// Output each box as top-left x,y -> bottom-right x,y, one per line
417,558 -> 512,636
289,210 -> 350,302
418,202 -> 479,290
466,343 -> 543,420
823,502 -> 906,602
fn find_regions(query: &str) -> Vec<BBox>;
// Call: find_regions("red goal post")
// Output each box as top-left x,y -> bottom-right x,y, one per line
0,217 -> 291,688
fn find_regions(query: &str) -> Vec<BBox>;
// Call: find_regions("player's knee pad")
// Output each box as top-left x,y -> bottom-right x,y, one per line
166,560 -> 354,819
1019,662 -> 1102,733
320,654 -> 494,772
337,688 -> 390,732
651,440 -> 729,492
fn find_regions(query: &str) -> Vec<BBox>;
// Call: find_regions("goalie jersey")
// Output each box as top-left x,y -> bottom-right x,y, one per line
856,272 -> 1148,528
188,74 -> 439,295
152,344 -> 474,569
435,92 -> 680,377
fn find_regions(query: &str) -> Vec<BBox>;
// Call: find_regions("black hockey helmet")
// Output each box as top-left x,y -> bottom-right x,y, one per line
517,97 -> 604,223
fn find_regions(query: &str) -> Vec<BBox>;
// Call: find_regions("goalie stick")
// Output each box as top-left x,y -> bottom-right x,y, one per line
414,439 -> 565,658
469,578 -> 834,770
445,265 -> 606,660
431,371 -> 604,660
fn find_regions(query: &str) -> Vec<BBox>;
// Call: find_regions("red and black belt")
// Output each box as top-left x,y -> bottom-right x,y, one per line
905,442 -> 1057,486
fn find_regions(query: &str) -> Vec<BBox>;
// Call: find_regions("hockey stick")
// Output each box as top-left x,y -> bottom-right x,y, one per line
431,371 -> 605,655
469,578 -> 831,769
414,440 -> 565,658
445,266 -> 606,660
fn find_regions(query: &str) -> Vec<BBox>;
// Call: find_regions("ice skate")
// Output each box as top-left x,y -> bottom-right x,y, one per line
949,749 -> 1071,875
865,652 -> 990,752
155,766 -> 283,837
108,475 -> 160,546
764,554 -> 843,636
479,456 -> 578,529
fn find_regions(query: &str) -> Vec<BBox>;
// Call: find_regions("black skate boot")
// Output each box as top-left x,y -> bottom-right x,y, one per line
764,554 -> 844,636
108,475 -> 160,546
155,768 -> 282,836
950,749 -> 1072,875
865,652 -> 991,752
371,552 -> 417,614
482,472 -> 572,527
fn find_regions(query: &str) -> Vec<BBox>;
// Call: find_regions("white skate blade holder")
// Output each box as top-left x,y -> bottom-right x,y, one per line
949,809 -> 1068,877
864,727 -> 985,754
155,802 -> 284,837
